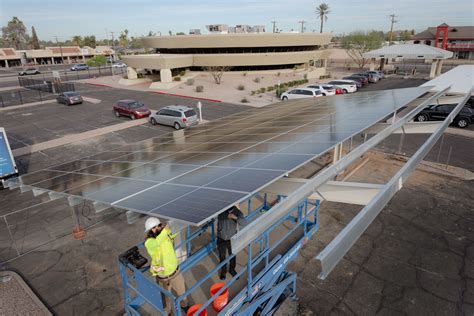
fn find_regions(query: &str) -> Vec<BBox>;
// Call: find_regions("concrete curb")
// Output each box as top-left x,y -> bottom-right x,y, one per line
148,91 -> 222,103
0,99 -> 56,112
12,118 -> 147,157
445,127 -> 474,138
0,270 -> 52,315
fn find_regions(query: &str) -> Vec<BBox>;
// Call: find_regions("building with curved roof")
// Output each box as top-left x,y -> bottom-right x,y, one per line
122,32 -> 332,85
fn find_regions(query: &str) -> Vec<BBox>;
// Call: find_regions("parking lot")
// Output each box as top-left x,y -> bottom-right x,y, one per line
0,83 -> 249,151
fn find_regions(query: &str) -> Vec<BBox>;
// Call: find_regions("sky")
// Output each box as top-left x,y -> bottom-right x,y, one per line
1,0 -> 473,41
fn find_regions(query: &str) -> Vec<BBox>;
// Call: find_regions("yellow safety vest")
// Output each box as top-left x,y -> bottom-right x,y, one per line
145,227 -> 178,278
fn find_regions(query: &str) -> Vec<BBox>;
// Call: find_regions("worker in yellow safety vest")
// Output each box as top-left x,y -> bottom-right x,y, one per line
144,217 -> 188,314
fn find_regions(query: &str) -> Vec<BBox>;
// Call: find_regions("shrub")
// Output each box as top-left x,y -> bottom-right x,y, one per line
186,78 -> 194,85
259,87 -> 266,93
303,74 -> 308,80
250,90 -> 256,96
267,86 -> 274,91
253,77 -> 260,83
276,72 -> 281,77
179,69 -> 186,76
237,84 -> 245,91
242,72 -> 247,77
240,97 -> 249,103
195,85 -> 204,92
173,76 -> 181,81
275,87 -> 287,98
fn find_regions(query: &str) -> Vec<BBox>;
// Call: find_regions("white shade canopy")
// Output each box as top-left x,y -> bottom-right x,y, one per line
363,44 -> 453,59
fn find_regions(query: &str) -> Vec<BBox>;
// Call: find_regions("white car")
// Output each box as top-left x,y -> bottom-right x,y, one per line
112,62 -> 127,68
280,88 -> 323,100
327,80 -> 358,93
306,84 -> 336,96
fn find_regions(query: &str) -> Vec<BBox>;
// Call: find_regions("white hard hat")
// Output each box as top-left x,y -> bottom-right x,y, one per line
144,217 -> 161,232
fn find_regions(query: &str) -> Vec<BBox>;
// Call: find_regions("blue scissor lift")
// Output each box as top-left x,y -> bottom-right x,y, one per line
118,191 -> 320,315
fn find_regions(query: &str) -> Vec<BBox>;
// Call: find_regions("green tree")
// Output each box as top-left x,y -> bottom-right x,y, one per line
83,35 -> 96,47
147,31 -> 155,37
176,32 -> 185,35
316,3 -> 330,33
30,26 -> 40,49
119,29 -> 129,47
400,30 -> 412,41
341,31 -> 385,68
129,36 -> 145,49
72,35 -> 82,47
2,17 -> 27,49
86,55 -> 106,67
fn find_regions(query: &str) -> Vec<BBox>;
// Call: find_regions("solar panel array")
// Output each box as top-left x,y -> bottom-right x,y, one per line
15,87 -> 430,225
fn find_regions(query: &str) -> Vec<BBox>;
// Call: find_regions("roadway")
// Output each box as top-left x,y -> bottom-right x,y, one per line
0,65 -> 125,89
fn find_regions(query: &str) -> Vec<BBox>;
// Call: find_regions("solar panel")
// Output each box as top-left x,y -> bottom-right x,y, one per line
13,87 -> 431,225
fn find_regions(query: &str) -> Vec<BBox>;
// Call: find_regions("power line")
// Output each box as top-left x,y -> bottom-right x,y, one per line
388,14 -> 398,45
298,20 -> 306,33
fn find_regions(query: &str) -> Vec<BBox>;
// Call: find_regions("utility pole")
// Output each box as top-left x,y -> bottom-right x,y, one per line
299,20 -> 306,33
271,21 -> 277,33
388,14 -> 398,45
110,31 -> 115,50
54,36 -> 65,64
109,31 -> 116,74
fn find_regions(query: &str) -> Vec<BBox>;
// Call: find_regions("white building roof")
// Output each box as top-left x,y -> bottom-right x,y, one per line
421,65 -> 474,95
363,44 -> 453,59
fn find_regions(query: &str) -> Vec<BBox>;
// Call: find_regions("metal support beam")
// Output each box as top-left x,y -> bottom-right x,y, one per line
126,210 -> 141,224
67,196 -> 84,207
364,122 -> 442,134
32,188 -> 47,197
315,89 -> 471,279
262,178 -> 383,206
19,185 -> 32,193
48,191 -> 64,201
231,87 -> 449,255
92,201 -> 110,213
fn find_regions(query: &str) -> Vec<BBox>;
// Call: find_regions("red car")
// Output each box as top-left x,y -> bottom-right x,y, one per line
113,99 -> 151,120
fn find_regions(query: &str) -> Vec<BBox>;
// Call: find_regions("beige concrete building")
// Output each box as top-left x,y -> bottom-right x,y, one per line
0,46 -> 114,68
122,33 -> 332,85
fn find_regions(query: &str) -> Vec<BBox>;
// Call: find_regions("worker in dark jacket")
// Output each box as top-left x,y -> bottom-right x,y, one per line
217,204 -> 247,280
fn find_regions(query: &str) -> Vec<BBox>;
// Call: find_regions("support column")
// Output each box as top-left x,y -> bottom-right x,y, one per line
369,58 -> 376,71
67,56 -> 71,64
379,58 -> 385,71
435,59 -> 444,75
5,60 -> 9,68
333,143 -> 343,165
51,57 -> 55,65
33,58 -> 37,65
429,59 -> 438,78
82,55 -> 86,62
126,66 -> 138,80
160,68 -> 172,83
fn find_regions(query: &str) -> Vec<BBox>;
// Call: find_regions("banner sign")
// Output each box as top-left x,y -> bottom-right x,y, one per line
0,128 -> 18,180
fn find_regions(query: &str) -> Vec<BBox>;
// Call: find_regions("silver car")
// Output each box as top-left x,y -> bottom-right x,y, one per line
150,105 -> 199,130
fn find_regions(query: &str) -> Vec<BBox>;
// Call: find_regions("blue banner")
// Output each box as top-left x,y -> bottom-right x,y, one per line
0,130 -> 16,178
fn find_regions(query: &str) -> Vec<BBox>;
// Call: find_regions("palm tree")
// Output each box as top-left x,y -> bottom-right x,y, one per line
72,35 -> 82,47
316,3 -> 330,33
